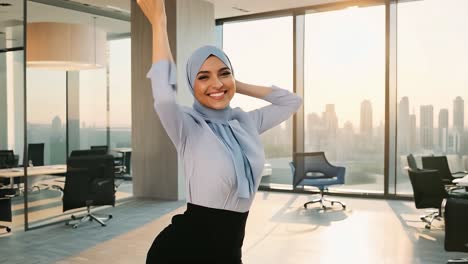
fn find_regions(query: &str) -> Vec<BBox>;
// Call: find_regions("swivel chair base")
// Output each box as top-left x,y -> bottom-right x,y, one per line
0,225 -> 11,233
420,210 -> 441,229
66,206 -> 112,229
304,189 -> 346,210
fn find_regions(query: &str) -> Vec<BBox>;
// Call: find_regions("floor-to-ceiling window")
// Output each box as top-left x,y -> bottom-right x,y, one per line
395,0 -> 468,195
77,68 -> 107,150
303,5 -> 386,194
109,38 -> 131,150
223,16 -> 294,188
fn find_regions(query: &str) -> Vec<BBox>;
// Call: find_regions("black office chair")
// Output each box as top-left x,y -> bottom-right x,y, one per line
63,154 -> 115,228
443,198 -> 468,263
422,156 -> 468,185
407,168 -> 452,229
0,188 -> 15,233
0,150 -> 17,187
28,143 -> 44,166
290,152 -> 346,210
407,154 -> 421,171
90,145 -> 109,154
70,149 -> 108,157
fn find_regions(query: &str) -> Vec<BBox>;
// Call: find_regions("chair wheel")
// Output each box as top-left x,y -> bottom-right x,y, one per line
109,215 -> 113,219
425,224 -> 431,230
331,202 -> 334,205
342,205 -> 346,209
71,215 -> 76,220
6,227 -> 11,232
101,224 -> 106,227
322,205 -> 327,210
73,225 -> 78,229
304,204 -> 307,209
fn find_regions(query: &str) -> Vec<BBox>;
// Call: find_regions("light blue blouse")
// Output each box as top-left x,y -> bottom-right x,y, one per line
147,60 -> 302,212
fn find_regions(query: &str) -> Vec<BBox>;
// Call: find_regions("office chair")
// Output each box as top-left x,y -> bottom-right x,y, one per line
0,150 -> 17,188
70,149 -> 107,157
28,143 -> 44,166
0,188 -> 15,233
90,145 -> 109,154
422,156 -> 468,185
407,154 -> 421,171
63,154 -> 115,228
290,152 -> 346,210
407,168 -> 447,229
443,198 -> 468,263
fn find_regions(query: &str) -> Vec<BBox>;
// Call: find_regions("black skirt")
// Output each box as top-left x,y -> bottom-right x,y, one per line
146,203 -> 249,264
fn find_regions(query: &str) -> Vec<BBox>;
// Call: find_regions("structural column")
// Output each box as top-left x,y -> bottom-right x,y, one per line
131,0 -> 215,200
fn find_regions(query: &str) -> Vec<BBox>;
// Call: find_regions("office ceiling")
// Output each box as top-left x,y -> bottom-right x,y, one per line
69,0 -> 351,19
0,0 -> 353,49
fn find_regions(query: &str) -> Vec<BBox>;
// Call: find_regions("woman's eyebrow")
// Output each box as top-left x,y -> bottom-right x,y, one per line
197,70 -> 210,75
218,67 -> 230,72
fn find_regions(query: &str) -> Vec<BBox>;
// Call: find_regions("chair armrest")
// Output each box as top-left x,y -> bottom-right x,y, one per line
336,166 -> 346,184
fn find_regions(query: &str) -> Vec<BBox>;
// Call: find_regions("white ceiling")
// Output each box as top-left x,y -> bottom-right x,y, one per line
69,0 -> 351,19
206,0 -> 349,19
0,0 -> 352,49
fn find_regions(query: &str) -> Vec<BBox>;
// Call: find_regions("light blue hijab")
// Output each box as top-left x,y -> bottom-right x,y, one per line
186,45 -> 255,199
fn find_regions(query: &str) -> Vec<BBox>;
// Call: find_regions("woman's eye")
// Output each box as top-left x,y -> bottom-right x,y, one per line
197,75 -> 208,80
221,71 -> 231,76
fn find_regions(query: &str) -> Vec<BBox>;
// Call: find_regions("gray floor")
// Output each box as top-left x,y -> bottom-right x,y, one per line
1,192 -> 467,264
0,199 -> 185,264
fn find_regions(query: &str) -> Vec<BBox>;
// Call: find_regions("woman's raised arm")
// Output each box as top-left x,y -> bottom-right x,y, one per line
137,0 -> 173,63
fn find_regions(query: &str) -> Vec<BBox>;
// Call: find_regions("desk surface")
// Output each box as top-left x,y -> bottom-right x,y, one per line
0,165 -> 66,178
112,148 -> 132,153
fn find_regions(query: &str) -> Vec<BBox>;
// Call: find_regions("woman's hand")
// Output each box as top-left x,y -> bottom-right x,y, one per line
136,0 -> 173,63
235,80 -> 272,99
136,0 -> 167,26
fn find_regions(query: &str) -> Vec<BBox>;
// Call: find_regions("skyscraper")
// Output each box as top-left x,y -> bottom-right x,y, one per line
438,109 -> 449,152
454,96 -> 465,132
453,96 -> 464,154
323,104 -> 338,136
360,100 -> 373,137
398,97 -> 410,153
409,114 -> 417,151
322,104 -> 338,159
420,105 -> 434,149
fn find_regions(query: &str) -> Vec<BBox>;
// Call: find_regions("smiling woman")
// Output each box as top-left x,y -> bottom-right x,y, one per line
137,0 -> 302,263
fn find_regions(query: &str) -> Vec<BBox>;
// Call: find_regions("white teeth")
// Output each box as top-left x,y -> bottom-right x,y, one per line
209,92 -> 224,97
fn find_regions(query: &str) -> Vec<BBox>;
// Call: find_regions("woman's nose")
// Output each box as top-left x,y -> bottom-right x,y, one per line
211,77 -> 223,89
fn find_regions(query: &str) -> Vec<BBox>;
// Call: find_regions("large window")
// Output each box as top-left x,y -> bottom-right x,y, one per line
27,70 -> 67,165
223,16 -> 294,188
109,38 -> 131,149
78,68 -> 107,149
396,0 -> 468,194
303,5 -> 385,194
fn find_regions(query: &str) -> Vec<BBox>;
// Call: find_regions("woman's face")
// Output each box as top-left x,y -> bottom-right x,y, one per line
193,56 -> 235,110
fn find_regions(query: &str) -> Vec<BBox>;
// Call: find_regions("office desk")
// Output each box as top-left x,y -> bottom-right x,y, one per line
0,165 -> 67,188
0,165 -> 66,178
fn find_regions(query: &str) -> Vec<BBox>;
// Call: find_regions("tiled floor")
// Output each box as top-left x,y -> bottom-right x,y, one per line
1,191 -> 467,264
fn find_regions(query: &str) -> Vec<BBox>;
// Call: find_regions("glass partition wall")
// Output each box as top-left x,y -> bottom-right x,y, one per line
24,0 -> 131,229
0,0 -> 25,233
